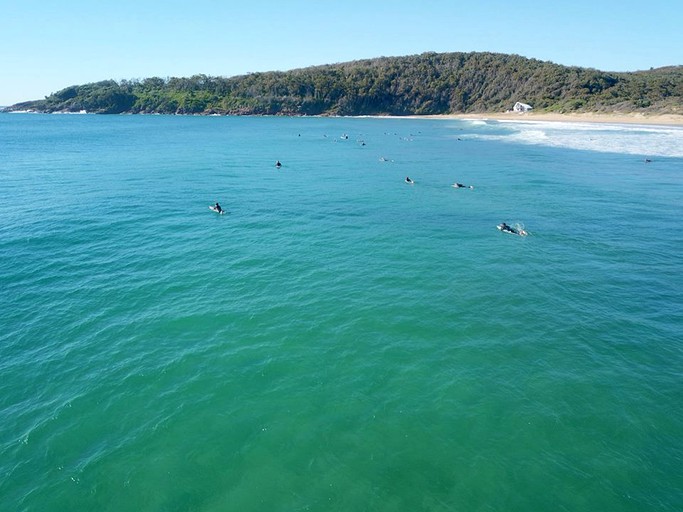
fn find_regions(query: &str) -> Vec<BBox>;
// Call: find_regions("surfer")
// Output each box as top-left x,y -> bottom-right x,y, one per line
452,182 -> 474,189
214,202 -> 223,213
499,222 -> 527,236
275,160 -> 282,168
405,176 -> 414,184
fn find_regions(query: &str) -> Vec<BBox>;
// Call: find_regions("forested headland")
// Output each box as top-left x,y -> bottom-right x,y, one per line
4,52 -> 682,116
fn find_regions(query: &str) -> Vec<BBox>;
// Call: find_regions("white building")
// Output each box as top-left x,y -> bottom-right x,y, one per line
513,102 -> 533,112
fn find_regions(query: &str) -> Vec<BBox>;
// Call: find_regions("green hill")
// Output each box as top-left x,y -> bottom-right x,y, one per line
5,51 -> 682,115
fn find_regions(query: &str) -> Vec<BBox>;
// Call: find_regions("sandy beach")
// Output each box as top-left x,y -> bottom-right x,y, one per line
416,111 -> 683,126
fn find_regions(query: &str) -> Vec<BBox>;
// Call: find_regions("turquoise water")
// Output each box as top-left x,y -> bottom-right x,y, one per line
1,114 -> 682,511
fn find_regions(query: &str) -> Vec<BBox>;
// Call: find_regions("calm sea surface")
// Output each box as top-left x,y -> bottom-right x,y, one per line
1,114 -> 682,511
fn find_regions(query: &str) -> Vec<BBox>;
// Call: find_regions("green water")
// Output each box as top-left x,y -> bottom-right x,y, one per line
1,114 -> 681,511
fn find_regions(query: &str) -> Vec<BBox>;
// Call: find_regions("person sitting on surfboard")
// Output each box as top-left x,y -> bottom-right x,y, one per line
214,202 -> 223,213
405,176 -> 414,184
275,160 -> 282,168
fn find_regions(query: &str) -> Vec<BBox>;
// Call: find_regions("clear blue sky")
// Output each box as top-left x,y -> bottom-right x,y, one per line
1,0 -> 681,105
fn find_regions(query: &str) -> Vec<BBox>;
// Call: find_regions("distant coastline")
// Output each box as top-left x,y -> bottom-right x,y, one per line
3,52 -> 681,117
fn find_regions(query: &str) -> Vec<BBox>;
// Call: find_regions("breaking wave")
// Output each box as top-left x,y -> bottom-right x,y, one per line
463,120 -> 683,158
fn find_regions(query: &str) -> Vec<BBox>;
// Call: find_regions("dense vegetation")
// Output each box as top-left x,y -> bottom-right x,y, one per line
6,52 -> 683,115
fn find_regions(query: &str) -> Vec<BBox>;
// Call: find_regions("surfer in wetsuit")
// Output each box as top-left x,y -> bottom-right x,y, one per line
500,222 -> 528,236
405,176 -> 413,184
453,182 -> 474,189
275,160 -> 282,168
500,222 -> 515,233
214,202 -> 223,213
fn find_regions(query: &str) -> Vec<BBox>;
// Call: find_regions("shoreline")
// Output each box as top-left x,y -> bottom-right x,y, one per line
411,111 -> 683,126
4,109 -> 682,126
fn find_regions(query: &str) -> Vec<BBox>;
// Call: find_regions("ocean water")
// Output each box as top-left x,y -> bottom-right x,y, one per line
1,113 -> 681,512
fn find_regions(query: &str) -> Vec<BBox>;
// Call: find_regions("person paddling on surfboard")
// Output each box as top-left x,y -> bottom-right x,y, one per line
500,222 -> 518,234
500,222 -> 527,236
452,182 -> 474,189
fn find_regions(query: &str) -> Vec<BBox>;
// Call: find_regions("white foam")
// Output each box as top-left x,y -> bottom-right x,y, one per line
468,120 -> 683,158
